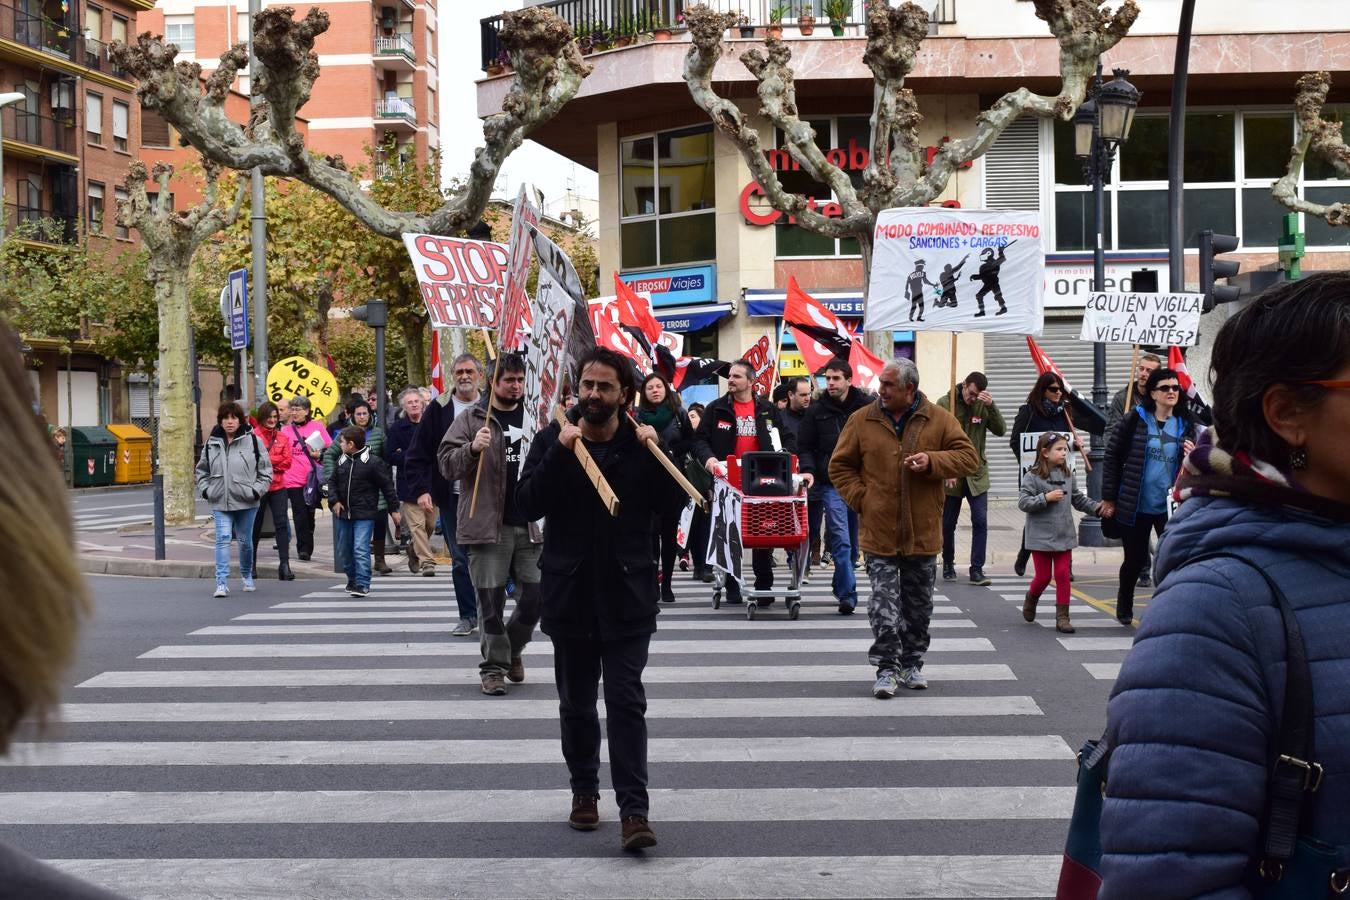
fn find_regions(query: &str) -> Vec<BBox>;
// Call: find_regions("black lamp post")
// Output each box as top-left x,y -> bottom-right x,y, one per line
1075,65 -> 1140,546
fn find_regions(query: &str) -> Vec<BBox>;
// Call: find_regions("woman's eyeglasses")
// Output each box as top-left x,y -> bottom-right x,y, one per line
1153,384 -> 1182,393
1303,380 -> 1350,391
1044,385 -> 1063,395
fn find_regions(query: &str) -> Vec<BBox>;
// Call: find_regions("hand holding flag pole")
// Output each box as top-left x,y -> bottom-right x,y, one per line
557,408 -> 621,517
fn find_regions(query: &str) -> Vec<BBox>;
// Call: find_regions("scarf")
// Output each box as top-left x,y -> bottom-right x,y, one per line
1041,398 -> 1066,418
637,404 -> 675,433
1175,428 -> 1350,523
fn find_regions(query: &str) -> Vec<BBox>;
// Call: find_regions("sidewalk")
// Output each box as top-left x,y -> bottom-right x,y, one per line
78,495 -> 1122,579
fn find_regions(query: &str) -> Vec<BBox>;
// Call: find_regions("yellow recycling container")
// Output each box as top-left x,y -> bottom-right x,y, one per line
106,424 -> 153,484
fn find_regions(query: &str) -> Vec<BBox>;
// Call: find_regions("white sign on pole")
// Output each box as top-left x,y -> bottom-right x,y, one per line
867,208 -> 1046,335
1078,292 -> 1204,347
1018,431 -> 1078,481
402,234 -> 511,329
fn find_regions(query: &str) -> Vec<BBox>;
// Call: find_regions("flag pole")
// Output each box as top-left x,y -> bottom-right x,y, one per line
469,327 -> 500,519
556,408 -> 621,517
1123,343 -> 1140,412
948,332 -> 959,413
626,410 -> 707,509
771,318 -> 786,392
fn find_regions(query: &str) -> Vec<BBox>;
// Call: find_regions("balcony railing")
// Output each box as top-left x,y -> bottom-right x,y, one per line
480,0 -> 956,70
2,105 -> 74,154
374,32 -> 414,61
374,98 -> 416,123
4,202 -> 77,243
0,4 -> 131,78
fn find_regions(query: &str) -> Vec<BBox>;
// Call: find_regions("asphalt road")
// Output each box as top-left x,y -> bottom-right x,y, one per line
70,487 -> 212,534
2,567 -> 1135,899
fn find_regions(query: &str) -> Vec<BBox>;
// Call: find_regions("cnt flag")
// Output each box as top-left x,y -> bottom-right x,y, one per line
1026,336 -> 1108,436
783,276 -> 854,375
672,357 -> 730,390
591,305 -> 654,375
1168,346 -> 1211,418
428,334 -> 443,398
848,341 -> 885,390
613,274 -> 664,345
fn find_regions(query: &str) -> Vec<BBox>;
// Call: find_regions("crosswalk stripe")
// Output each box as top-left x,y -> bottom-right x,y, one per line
302,589 -> 956,603
5,734 -> 1073,766
1082,663 -> 1122,680
140,638 -> 996,658
77,663 -> 1017,689
189,619 -> 981,636
49,854 -> 1063,899
0,786 -> 1073,824
1034,619 -> 1125,628
1056,637 -> 1134,651
241,608 -> 968,620
56,696 -> 1042,723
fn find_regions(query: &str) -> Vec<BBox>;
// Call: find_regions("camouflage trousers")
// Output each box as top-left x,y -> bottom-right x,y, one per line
864,553 -> 936,675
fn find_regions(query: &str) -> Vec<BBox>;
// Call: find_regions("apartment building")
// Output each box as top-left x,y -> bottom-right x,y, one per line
139,0 -> 440,176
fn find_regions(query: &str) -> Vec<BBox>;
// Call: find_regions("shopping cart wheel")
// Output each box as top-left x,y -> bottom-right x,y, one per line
788,602 -> 801,621
745,602 -> 757,621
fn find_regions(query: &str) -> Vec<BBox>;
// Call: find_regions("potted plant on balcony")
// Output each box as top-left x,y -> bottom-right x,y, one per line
651,11 -> 673,41
734,11 -> 754,39
824,0 -> 850,35
485,49 -> 509,76
612,14 -> 637,47
798,10 -> 816,35
767,4 -> 790,39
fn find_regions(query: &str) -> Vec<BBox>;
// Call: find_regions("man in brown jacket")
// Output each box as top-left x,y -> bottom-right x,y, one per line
829,358 -> 979,698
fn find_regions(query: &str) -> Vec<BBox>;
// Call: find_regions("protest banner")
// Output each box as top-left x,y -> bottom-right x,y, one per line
1018,431 -> 1078,481
707,478 -> 743,584
402,233 -> 511,329
743,335 -> 776,398
265,356 -> 339,417
499,186 -> 541,351
521,230 -> 585,464
1078,293 -> 1203,347
868,208 -> 1046,335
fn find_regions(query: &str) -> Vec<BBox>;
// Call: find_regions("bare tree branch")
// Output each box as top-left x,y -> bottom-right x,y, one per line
1272,71 -> 1350,227
111,6 -> 590,239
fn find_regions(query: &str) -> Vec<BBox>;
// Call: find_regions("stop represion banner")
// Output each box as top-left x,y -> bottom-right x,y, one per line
867,208 -> 1045,335
402,234 -> 511,329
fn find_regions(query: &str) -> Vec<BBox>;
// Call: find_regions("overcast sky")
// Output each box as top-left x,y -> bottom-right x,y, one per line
438,2 -> 599,217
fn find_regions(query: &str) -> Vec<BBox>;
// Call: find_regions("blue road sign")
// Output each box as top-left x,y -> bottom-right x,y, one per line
227,268 -> 249,351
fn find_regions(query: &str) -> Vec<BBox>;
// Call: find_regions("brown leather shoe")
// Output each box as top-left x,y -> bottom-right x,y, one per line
480,673 -> 507,696
568,793 -> 600,831
507,657 -> 525,683
620,815 -> 656,850
1056,608 -> 1076,634
1022,591 -> 1039,623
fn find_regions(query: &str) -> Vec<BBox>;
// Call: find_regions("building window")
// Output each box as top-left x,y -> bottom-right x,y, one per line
112,100 -> 128,151
164,15 -> 194,53
111,14 -> 126,45
620,124 -> 716,269
1050,107 -> 1348,252
113,186 -> 128,239
84,4 -> 102,39
88,181 -> 104,234
141,108 -> 170,147
85,91 -> 102,144
771,116 -> 868,258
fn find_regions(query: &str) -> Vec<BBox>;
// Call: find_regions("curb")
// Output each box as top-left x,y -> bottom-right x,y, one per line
78,557 -> 330,580
71,483 -> 156,497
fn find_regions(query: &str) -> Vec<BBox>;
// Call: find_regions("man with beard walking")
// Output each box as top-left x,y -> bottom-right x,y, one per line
516,346 -> 684,851
438,353 -> 540,696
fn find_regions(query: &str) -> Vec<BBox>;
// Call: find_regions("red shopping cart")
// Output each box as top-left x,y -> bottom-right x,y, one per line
710,452 -> 810,620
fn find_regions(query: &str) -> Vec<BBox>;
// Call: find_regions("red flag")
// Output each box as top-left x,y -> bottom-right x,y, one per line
428,334 -> 443,398
848,341 -> 886,389
1026,336 -> 1078,395
671,357 -> 729,390
1168,346 -> 1205,405
783,277 -> 854,375
613,274 -> 664,345
591,306 -> 653,374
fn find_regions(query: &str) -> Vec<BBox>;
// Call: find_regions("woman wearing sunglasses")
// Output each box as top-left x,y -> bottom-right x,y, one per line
1009,371 -> 1085,577
1101,366 -> 1198,625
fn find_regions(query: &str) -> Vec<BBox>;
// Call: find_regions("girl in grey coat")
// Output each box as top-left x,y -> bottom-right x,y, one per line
1017,432 -> 1107,633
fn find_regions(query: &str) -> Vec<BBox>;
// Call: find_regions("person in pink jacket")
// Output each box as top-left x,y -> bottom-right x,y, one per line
282,394 -> 332,561
250,401 -> 296,580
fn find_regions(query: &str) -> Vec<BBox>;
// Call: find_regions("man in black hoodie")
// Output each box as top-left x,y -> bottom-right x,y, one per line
797,357 -> 871,614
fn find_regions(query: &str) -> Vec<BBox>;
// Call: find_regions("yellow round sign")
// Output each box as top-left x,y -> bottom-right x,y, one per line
265,356 -> 340,418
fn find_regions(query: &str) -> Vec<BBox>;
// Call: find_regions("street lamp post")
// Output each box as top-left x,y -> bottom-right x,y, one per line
1074,66 -> 1140,546
0,91 -> 30,240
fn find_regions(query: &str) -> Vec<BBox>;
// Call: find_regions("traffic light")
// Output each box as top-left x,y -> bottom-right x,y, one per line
1199,230 -> 1240,313
349,299 -> 387,328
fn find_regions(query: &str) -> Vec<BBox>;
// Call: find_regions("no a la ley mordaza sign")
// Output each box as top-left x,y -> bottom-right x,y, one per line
866,208 -> 1046,336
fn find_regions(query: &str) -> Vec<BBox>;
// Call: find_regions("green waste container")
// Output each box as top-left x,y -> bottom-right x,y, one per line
70,426 -> 118,487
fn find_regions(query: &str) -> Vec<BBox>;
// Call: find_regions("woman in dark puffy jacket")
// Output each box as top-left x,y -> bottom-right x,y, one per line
1101,366 -> 1199,625
1100,272 -> 1350,898
636,373 -> 694,603
1009,371 -> 1085,576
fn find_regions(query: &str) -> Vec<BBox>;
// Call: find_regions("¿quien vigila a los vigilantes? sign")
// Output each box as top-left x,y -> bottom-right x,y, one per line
867,208 -> 1046,335
1078,292 -> 1203,347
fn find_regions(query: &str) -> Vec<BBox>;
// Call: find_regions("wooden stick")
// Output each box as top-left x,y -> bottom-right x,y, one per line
948,332 -> 959,413
1123,343 -> 1141,412
554,408 -> 621,517
770,320 -> 786,392
626,410 -> 707,510
481,328 -> 497,361
468,339 -> 501,519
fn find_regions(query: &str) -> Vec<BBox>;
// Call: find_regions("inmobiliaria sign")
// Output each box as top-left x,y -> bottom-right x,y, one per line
738,138 -> 971,226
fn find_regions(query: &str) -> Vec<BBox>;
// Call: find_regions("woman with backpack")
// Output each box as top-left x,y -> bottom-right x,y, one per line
283,395 -> 331,562
196,401 -> 272,597
249,401 -> 295,581
636,373 -> 695,602
1098,272 -> 1350,896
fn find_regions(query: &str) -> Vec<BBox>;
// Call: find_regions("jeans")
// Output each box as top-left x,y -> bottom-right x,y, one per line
807,487 -> 824,564
821,486 -> 859,605
334,517 -> 375,589
941,486 -> 988,571
441,492 -> 477,620
1117,513 -> 1167,620
212,507 -> 259,585
251,489 -> 292,569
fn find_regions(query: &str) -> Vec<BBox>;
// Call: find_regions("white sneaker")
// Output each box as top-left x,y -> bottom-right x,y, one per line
212,584 -> 229,598
242,579 -> 256,593
872,670 -> 900,699
899,666 -> 929,690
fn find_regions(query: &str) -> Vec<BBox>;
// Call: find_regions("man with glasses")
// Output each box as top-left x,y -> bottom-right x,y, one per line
405,353 -> 483,636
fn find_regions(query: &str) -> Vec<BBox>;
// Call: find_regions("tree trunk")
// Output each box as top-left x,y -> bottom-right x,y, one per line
155,262 -> 197,525
402,315 -> 426,385
310,285 -> 334,361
